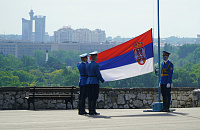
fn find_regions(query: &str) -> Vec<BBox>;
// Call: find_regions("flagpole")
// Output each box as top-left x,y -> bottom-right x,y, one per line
157,0 -> 161,103
144,0 -> 166,112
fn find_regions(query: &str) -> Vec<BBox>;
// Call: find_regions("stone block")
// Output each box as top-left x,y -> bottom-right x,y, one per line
57,100 -> 63,103
73,101 -> 78,109
0,100 -> 3,105
181,96 -> 188,101
9,100 -> 15,104
111,97 -> 117,103
171,94 -> 177,100
0,94 -> 3,99
133,100 -> 143,108
119,105 -> 124,109
108,103 -> 113,108
67,103 -> 72,109
105,94 -> 107,101
2,103 -> 10,109
17,91 -> 22,96
113,103 -> 118,109
146,94 -> 152,100
57,103 -> 65,109
137,93 -> 146,100
129,104 -> 134,108
16,98 -> 24,104
172,100 -> 177,108
97,94 -> 104,102
47,103 -> 55,108
35,100 -> 46,109
125,94 -> 136,100
147,100 -> 153,105
4,94 -> 11,100
143,100 -> 147,105
107,96 -> 111,103
193,96 -> 198,100
189,94 -> 193,98
120,91 -> 125,94
20,93 -> 25,98
180,101 -> 185,105
124,104 -> 129,109
97,101 -> 104,108
16,95 -> 20,99
177,96 -> 181,100
104,105 -> 110,109
117,94 -> 125,104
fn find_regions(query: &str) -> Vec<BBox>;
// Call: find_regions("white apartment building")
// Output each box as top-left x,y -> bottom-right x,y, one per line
75,28 -> 92,43
54,26 -> 106,43
54,26 -> 74,43
92,29 -> 106,43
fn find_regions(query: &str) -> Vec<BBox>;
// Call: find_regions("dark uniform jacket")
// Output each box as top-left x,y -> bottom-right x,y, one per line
86,61 -> 104,85
78,62 -> 88,86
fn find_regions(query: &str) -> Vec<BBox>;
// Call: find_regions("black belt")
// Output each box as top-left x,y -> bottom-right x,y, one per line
80,75 -> 88,77
88,75 -> 97,77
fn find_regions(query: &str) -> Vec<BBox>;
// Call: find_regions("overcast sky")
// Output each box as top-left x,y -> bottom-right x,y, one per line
0,0 -> 199,38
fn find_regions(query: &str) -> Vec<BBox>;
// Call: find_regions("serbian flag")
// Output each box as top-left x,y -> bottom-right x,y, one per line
96,29 -> 154,81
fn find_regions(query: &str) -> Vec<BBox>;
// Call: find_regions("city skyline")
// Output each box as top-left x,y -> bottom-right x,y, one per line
0,0 -> 200,38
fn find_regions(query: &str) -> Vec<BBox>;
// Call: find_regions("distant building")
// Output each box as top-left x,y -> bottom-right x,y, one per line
34,15 -> 46,42
22,10 -> 34,41
76,28 -> 92,43
54,26 -> 106,43
196,34 -> 200,44
22,10 -> 46,43
54,26 -> 74,43
92,29 -> 106,43
0,42 -> 116,58
22,18 -> 31,41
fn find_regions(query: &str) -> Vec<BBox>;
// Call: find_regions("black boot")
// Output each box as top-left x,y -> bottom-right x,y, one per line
88,100 -> 92,115
160,98 -> 166,112
165,98 -> 171,112
81,100 -> 88,114
78,100 -> 81,115
90,100 -> 100,115
79,100 -> 88,115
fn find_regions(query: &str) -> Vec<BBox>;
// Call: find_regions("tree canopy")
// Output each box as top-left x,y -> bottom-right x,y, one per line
0,44 -> 200,88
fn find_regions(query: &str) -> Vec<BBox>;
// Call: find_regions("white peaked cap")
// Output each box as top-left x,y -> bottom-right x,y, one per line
89,51 -> 98,55
79,53 -> 88,57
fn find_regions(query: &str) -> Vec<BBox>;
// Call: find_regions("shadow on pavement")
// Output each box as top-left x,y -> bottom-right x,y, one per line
84,111 -> 189,119
84,114 -> 111,119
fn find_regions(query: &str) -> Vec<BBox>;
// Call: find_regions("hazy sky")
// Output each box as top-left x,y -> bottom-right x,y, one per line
0,0 -> 199,38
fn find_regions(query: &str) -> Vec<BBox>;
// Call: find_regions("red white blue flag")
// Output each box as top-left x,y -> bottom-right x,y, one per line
97,29 -> 154,81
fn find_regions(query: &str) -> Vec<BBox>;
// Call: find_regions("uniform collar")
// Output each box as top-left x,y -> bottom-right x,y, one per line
164,60 -> 169,64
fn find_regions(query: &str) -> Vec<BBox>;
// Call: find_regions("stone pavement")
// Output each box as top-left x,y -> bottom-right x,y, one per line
0,108 -> 200,130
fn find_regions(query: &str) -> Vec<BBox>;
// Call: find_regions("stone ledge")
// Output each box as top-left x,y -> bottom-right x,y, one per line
0,87 -> 199,110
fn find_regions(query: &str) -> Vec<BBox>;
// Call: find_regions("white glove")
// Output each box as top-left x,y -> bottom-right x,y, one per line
166,83 -> 171,88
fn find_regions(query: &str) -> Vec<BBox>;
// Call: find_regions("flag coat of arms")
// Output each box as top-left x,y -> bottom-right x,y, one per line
96,29 -> 154,81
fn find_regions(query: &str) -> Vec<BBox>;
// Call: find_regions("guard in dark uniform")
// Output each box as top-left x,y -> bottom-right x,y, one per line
77,53 -> 88,115
160,51 -> 173,112
86,51 -> 104,115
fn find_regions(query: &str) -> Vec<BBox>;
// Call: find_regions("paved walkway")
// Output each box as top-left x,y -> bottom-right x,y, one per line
0,108 -> 200,130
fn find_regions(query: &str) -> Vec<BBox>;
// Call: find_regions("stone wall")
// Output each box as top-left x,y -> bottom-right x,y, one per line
0,87 -> 199,110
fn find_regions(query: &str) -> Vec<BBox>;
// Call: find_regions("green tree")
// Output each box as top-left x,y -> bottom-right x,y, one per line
12,70 -> 35,83
20,55 -> 37,69
33,50 -> 46,66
